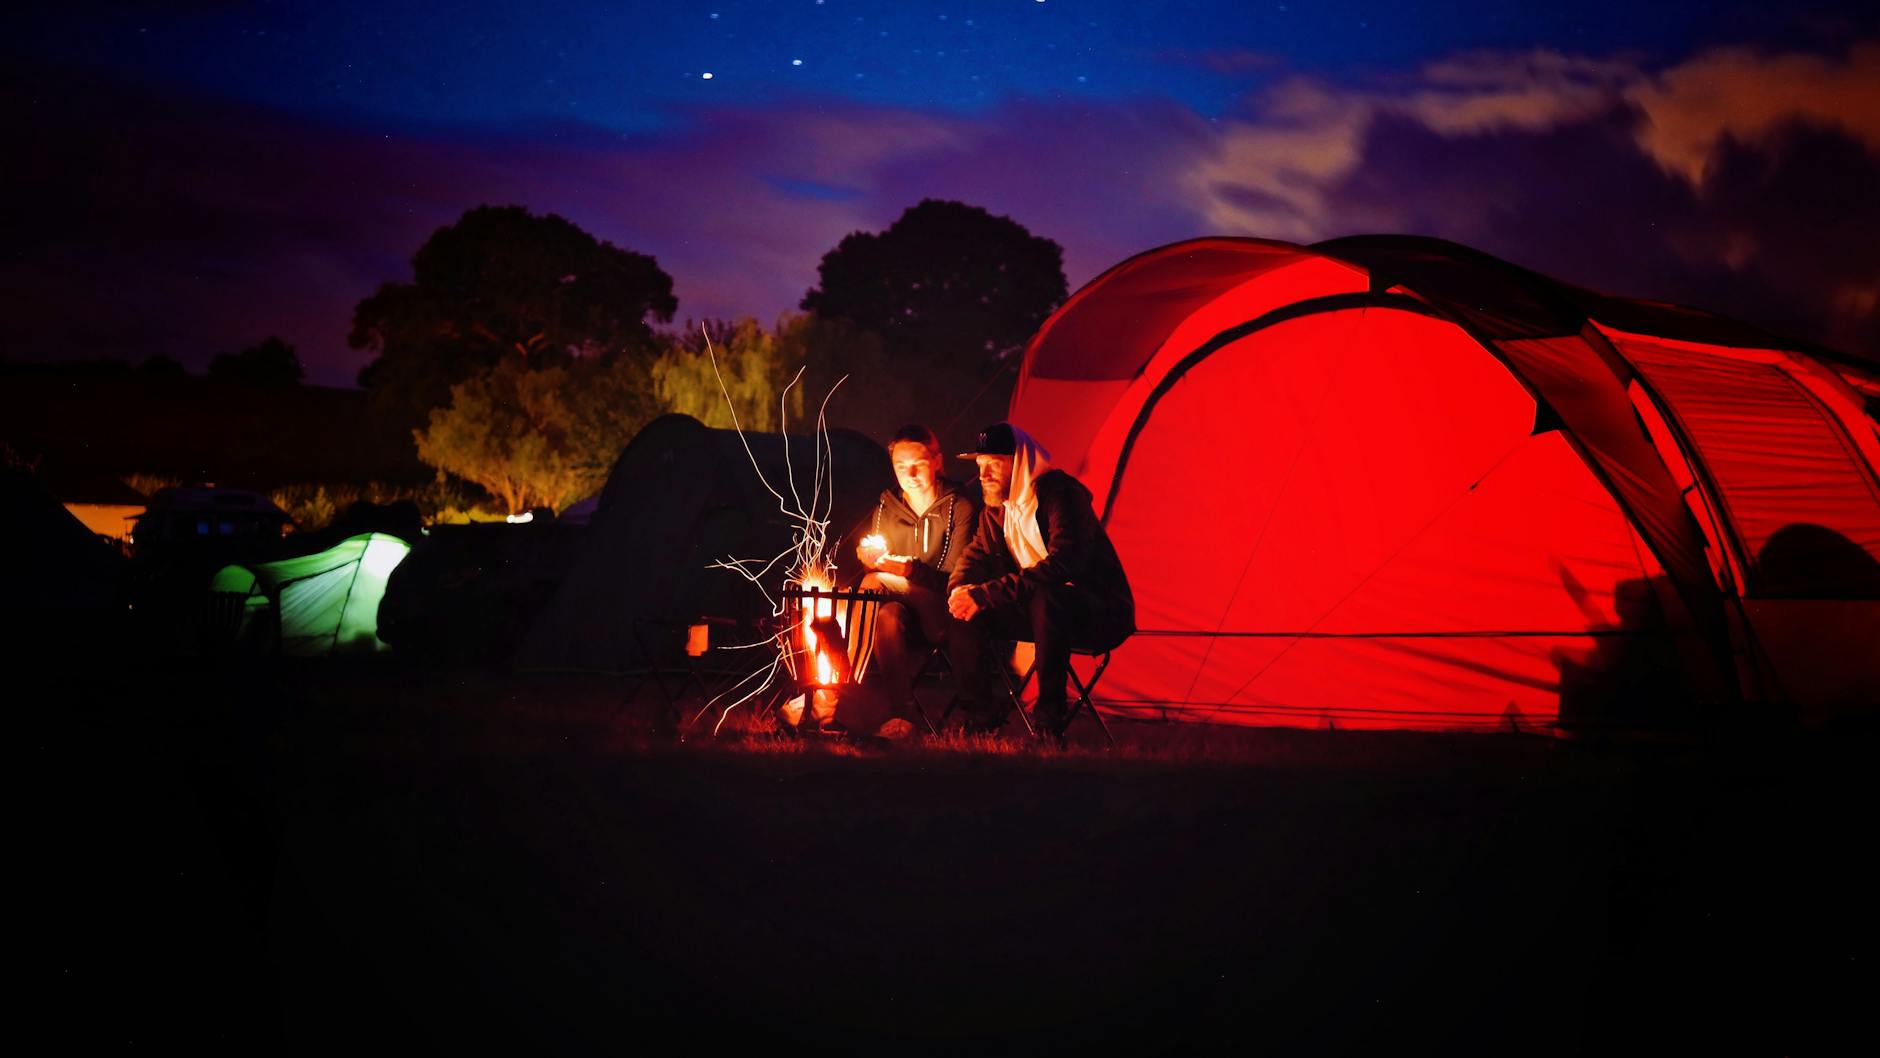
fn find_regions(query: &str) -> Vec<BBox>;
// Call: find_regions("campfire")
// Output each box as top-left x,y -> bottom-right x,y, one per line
679,325 -> 889,737
776,567 -> 885,728
793,566 -> 850,687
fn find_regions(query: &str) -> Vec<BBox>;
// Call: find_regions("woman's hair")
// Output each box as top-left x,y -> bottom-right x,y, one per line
888,423 -> 942,458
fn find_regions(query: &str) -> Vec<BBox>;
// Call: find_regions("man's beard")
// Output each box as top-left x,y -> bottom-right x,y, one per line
981,480 -> 1005,505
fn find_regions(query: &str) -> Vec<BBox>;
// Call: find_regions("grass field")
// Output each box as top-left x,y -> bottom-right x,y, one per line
28,661 -> 1878,1054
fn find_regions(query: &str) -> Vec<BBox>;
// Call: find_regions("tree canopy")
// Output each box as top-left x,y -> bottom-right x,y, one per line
413,355 -> 655,515
208,337 -> 303,385
351,205 -> 677,429
652,318 -> 810,434
800,199 -> 1067,369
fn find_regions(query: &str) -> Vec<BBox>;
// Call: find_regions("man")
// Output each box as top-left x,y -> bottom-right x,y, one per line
841,424 -> 978,732
947,422 -> 1134,739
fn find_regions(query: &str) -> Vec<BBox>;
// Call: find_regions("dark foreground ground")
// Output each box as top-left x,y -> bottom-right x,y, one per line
26,659 -> 1880,1054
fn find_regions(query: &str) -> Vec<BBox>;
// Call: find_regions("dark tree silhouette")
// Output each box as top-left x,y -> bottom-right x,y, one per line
801,199 -> 1068,369
137,354 -> 187,379
350,205 -> 677,429
208,337 -> 303,385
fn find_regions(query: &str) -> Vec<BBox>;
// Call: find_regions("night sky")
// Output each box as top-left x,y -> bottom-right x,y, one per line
6,1 -> 1877,384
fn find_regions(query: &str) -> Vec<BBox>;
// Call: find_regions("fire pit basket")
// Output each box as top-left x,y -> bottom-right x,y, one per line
780,585 -> 890,692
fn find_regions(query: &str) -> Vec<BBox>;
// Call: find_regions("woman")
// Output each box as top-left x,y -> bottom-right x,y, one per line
843,423 -> 978,732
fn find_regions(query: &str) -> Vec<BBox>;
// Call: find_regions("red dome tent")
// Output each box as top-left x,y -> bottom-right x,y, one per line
1010,236 -> 1880,731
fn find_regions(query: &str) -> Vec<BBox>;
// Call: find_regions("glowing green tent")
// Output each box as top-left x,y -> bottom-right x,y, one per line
208,532 -> 411,656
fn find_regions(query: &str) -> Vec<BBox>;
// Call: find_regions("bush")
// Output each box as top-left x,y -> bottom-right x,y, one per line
270,477 -> 492,531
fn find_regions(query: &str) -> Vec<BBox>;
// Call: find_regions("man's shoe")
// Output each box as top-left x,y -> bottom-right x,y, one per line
1032,700 -> 1070,745
957,703 -> 1010,734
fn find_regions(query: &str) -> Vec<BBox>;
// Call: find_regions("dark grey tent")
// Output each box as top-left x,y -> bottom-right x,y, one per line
3,465 -> 125,608
516,414 -> 892,672
1,467 -> 126,654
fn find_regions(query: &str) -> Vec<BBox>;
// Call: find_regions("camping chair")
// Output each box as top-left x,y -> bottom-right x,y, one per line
902,640 -> 955,736
1000,645 -> 1117,748
202,590 -> 254,654
630,613 -> 785,734
624,616 -> 710,724
935,641 -> 1117,746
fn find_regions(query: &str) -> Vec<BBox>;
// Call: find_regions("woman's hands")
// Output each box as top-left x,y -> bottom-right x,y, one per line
856,534 -> 911,575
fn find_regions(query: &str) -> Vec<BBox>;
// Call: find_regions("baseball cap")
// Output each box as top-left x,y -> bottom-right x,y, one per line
957,422 -> 1017,459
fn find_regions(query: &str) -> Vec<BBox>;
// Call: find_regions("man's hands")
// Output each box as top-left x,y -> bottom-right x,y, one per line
947,586 -> 982,621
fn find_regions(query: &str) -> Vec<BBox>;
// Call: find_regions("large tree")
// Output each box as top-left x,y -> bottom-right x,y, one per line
801,199 -> 1068,369
351,205 -> 677,429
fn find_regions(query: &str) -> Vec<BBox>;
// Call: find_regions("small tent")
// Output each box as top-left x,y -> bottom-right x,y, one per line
208,532 -> 410,656
1010,235 -> 1880,731
517,414 -> 893,672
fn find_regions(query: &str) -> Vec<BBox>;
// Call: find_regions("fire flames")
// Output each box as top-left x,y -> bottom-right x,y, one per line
798,565 -> 840,686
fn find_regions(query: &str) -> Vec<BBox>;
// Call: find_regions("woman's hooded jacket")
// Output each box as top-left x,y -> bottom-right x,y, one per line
857,475 -> 978,594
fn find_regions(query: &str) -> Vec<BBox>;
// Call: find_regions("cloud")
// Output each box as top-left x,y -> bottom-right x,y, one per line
1,71 -> 1215,383
1187,48 -> 1647,240
0,72 -> 980,384
5,36 -> 1877,388
1688,120 -> 1880,356
1629,41 -> 1880,183
1398,49 -> 1641,135
1186,91 -> 1369,241
513,103 -> 976,327
1183,41 -> 1880,357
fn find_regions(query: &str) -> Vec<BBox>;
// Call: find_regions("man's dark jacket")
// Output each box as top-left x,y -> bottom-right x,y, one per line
948,469 -> 1135,650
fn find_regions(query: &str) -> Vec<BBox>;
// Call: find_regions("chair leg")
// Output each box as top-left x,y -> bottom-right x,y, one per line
1087,701 -> 1116,748
617,670 -> 647,717
1068,662 -> 1116,749
908,696 -> 940,736
1001,659 -> 1039,739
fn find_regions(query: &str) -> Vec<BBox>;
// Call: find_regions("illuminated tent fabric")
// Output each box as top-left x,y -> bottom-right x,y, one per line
1011,235 -> 1880,731
208,532 -> 411,656
516,414 -> 893,672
